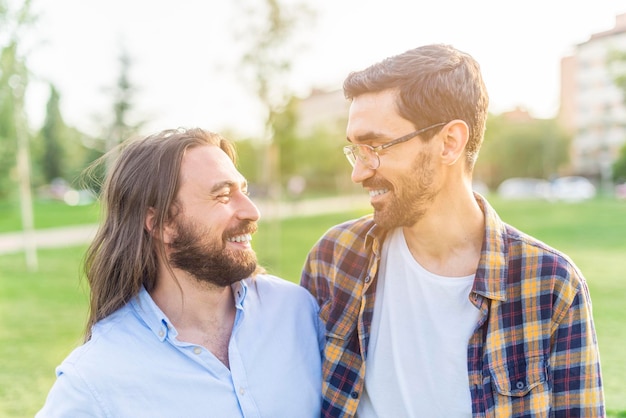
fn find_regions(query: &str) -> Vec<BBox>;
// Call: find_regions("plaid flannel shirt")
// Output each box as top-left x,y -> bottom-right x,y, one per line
301,194 -> 604,417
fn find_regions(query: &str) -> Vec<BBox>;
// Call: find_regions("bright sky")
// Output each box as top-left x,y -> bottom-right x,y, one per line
22,0 -> 626,138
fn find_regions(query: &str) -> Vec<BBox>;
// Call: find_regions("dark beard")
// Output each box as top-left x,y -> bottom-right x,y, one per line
369,152 -> 437,229
168,219 -> 258,287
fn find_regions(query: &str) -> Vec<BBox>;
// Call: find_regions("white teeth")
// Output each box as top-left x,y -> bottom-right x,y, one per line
369,189 -> 388,197
227,234 -> 252,243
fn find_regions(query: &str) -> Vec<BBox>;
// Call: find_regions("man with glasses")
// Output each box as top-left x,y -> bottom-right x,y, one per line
301,44 -> 604,417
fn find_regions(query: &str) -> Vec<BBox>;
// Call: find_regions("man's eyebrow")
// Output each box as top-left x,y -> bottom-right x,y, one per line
209,180 -> 247,194
346,132 -> 387,144
210,180 -> 235,194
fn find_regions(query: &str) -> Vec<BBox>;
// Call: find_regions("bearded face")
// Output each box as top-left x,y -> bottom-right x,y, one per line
369,151 -> 439,229
168,216 -> 258,287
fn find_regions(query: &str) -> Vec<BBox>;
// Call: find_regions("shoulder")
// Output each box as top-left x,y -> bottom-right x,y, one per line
307,214 -> 377,260
319,214 -> 376,242
248,275 -> 317,304
499,222 -> 590,316
480,195 -> 585,291
59,304 -> 143,374
505,224 -> 582,277
243,276 -> 322,336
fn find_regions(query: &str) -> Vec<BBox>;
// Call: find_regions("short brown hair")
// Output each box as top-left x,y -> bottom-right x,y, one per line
343,44 -> 489,170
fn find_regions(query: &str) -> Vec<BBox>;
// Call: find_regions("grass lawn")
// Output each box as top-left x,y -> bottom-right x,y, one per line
0,196 -> 624,416
0,199 -> 100,232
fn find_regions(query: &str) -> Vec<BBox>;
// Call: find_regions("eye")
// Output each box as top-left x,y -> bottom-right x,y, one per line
215,190 -> 232,203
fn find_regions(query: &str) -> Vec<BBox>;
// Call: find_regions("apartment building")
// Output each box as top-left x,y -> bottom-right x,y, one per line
560,13 -> 626,179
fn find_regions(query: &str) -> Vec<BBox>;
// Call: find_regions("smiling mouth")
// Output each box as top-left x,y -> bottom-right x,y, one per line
369,188 -> 389,197
226,233 -> 253,243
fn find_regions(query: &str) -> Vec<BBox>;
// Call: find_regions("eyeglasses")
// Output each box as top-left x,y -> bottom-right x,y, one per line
343,122 -> 447,169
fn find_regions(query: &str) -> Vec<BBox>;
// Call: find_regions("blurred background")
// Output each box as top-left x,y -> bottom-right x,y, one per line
2,0 -> 626,416
2,0 -> 626,217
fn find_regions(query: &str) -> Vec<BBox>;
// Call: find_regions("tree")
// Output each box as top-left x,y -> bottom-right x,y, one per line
0,44 -> 21,199
0,0 -> 38,269
232,0 -> 314,195
272,96 -> 300,183
31,84 -> 95,192
475,114 -> 571,189
107,48 -> 139,157
84,46 -> 143,172
607,49 -> 626,95
0,0 -> 36,199
230,0 -> 314,268
607,49 -> 626,183
39,84 -> 65,182
612,142 -> 626,183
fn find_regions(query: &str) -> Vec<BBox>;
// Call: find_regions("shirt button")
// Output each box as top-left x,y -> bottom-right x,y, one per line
193,347 -> 202,355
364,276 -> 371,283
239,387 -> 245,395
158,330 -> 165,338
515,381 -> 525,390
350,391 -> 359,399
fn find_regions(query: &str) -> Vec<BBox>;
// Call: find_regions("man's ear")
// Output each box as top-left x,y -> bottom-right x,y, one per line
145,207 -> 176,244
440,120 -> 470,166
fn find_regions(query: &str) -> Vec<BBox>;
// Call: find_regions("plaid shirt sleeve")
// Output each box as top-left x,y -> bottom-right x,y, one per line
549,268 -> 604,415
301,215 -> 380,418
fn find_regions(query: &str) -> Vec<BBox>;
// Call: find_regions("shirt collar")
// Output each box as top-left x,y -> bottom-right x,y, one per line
131,280 -> 250,342
232,279 -> 248,309
365,218 -> 387,259
132,286 -> 172,342
363,193 -> 509,302
473,193 -> 509,301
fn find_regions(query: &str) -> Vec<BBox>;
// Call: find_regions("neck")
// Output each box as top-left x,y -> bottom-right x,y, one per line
402,186 -> 484,277
150,264 -> 237,367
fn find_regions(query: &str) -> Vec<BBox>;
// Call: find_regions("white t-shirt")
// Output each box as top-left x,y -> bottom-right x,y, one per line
357,227 -> 481,418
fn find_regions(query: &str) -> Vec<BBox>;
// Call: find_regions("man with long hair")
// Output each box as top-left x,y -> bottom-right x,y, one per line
38,128 -> 323,417
301,44 -> 604,417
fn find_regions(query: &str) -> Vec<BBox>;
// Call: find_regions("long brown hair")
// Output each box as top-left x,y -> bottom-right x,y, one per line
82,128 -> 237,340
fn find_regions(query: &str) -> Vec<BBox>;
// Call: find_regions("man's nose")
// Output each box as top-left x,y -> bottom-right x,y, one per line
351,159 -> 375,184
238,192 -> 261,221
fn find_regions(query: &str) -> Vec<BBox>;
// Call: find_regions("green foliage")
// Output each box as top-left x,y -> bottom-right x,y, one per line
0,43 -> 22,200
607,49 -> 626,98
273,96 -> 300,179
298,123 -> 355,194
607,48 -> 626,184
232,0 -> 315,201
612,142 -> 626,182
476,114 -> 571,189
234,106 -> 354,197
232,138 -> 264,188
39,85 -> 64,181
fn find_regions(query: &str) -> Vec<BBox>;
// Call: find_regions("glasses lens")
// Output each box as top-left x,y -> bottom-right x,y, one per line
343,146 -> 357,167
344,145 -> 378,169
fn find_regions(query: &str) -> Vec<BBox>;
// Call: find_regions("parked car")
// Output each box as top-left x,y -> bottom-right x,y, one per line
550,176 -> 596,202
497,177 -> 551,200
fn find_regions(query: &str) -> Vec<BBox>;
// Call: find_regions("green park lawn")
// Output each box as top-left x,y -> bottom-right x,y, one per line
0,199 -> 101,232
0,196 -> 625,417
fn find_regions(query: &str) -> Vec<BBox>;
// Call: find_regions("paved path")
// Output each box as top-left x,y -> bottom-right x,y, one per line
0,195 -> 370,255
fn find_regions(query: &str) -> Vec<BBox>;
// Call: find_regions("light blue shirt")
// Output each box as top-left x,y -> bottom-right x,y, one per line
37,275 -> 324,418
